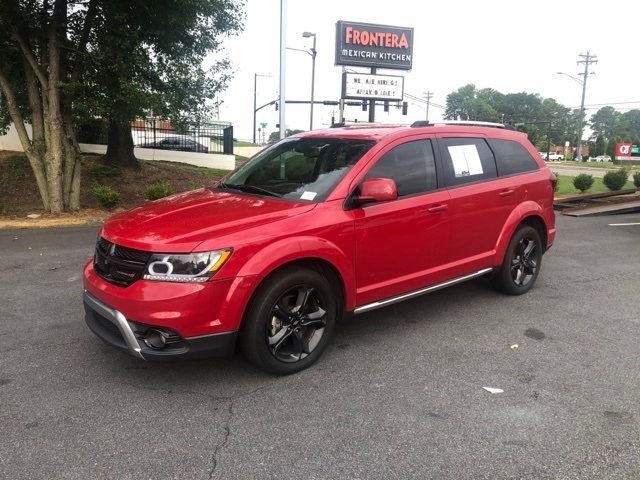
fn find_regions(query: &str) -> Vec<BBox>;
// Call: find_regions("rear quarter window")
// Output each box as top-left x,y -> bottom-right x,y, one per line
488,139 -> 539,176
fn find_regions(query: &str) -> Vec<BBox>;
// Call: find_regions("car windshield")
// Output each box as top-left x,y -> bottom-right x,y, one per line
220,137 -> 375,202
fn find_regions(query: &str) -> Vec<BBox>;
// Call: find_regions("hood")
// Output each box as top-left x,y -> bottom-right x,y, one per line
101,188 -> 316,252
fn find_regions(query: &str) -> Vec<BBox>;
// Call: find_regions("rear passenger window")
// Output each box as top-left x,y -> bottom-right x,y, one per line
488,139 -> 539,176
439,138 -> 497,186
365,140 -> 437,197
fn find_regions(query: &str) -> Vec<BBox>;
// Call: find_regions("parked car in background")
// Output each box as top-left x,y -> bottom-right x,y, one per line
83,121 -> 556,374
591,155 -> 611,162
538,152 -> 548,159
138,136 -> 209,153
546,152 -> 564,161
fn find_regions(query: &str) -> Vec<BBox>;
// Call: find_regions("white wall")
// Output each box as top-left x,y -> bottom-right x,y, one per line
234,145 -> 264,158
79,144 -> 236,170
0,123 -> 31,151
0,124 -> 235,170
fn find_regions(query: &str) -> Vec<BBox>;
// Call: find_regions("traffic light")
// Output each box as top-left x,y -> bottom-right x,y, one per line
402,101 -> 408,115
384,101 -> 389,112
274,102 -> 279,111
361,101 -> 367,112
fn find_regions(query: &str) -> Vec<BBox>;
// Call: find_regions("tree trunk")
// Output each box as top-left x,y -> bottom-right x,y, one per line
103,120 -> 139,168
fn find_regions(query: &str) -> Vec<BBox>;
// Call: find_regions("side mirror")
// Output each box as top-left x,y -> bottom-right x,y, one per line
353,177 -> 398,206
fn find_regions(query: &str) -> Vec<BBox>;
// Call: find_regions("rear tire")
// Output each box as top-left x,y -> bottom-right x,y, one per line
492,225 -> 543,295
240,266 -> 337,375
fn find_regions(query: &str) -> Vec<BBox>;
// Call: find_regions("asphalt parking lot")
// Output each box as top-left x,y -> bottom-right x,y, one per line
1,214 -> 639,479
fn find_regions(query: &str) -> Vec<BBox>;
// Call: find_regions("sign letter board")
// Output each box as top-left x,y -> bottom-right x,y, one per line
335,21 -> 414,71
342,72 -> 404,101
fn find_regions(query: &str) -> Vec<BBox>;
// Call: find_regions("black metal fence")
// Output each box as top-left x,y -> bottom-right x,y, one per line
77,118 -> 234,155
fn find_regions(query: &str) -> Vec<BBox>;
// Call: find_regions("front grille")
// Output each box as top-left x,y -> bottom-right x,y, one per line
94,237 -> 151,287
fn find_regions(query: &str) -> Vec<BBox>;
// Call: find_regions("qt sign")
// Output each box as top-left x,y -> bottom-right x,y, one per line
616,143 -> 638,158
335,21 -> 414,70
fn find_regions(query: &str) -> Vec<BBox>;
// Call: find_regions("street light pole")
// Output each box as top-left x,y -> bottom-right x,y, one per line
302,32 -> 317,131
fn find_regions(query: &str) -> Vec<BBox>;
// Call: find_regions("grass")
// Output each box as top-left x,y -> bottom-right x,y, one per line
146,160 -> 230,178
553,160 -> 617,169
555,174 -> 635,195
234,140 -> 260,147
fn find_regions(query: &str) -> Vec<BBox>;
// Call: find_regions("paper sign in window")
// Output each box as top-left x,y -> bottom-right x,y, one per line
448,145 -> 483,177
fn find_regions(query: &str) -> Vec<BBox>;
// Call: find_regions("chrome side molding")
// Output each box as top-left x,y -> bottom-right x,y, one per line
354,268 -> 494,315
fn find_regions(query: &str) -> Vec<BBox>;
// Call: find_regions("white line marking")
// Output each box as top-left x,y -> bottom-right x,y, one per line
608,222 -> 640,226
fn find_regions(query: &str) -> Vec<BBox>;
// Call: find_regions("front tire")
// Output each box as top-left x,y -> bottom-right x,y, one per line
492,225 -> 543,295
240,266 -> 337,375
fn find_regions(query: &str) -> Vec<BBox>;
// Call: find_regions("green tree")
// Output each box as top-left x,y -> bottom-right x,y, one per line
0,0 -> 244,212
590,106 -> 621,139
444,84 -> 499,122
617,109 -> 640,141
268,129 -> 304,143
606,137 -> 618,159
77,0 -> 244,167
593,134 -> 605,157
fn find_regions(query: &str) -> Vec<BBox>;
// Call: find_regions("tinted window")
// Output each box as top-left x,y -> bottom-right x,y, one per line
365,140 -> 437,197
223,138 -> 375,202
439,138 -> 497,186
488,139 -> 539,176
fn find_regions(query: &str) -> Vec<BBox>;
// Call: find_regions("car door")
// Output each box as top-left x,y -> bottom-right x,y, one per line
435,135 -> 517,272
350,137 -> 451,307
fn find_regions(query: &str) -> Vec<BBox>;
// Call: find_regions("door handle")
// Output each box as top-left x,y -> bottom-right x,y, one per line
499,189 -> 515,197
428,204 -> 448,213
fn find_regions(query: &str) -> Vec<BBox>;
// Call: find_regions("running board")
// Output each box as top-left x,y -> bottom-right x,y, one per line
354,268 -> 494,315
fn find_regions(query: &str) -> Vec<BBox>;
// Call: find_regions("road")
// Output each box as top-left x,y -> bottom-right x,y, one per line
1,214 -> 639,479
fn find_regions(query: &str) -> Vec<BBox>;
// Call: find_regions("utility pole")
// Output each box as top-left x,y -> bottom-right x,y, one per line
302,32 -> 317,130
576,51 -> 597,162
252,74 -> 271,144
423,91 -> 433,121
278,0 -> 286,140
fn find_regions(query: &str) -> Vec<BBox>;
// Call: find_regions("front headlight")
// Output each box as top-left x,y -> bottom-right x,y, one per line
142,249 -> 232,283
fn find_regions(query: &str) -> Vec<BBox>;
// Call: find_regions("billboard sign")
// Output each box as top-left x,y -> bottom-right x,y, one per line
335,21 -> 414,70
342,72 -> 404,101
615,143 -> 639,158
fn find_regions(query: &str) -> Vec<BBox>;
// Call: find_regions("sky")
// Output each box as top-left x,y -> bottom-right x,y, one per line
215,0 -> 640,142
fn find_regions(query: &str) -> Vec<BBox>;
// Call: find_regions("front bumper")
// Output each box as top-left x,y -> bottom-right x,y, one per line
83,290 -> 237,360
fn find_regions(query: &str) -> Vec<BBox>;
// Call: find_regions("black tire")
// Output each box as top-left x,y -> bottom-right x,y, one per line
492,225 -> 543,295
240,266 -> 337,375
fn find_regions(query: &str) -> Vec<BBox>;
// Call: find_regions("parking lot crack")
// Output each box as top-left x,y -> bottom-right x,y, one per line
207,399 -> 234,480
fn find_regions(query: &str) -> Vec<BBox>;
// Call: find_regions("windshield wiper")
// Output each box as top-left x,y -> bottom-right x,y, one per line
218,182 -> 282,198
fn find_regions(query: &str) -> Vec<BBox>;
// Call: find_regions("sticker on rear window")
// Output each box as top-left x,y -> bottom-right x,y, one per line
448,145 -> 483,177
300,191 -> 317,200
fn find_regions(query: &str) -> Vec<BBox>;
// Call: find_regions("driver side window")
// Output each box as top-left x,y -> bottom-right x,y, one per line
365,139 -> 438,197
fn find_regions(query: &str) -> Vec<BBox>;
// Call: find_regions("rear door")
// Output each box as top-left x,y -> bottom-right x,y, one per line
436,135 -> 516,271
352,137 -> 451,306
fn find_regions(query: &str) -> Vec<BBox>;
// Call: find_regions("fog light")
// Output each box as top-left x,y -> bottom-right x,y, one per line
143,329 -> 168,349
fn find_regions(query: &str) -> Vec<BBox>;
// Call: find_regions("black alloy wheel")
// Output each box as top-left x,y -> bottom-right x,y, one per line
511,236 -> 538,287
492,224 -> 543,295
240,266 -> 337,375
267,285 -> 327,362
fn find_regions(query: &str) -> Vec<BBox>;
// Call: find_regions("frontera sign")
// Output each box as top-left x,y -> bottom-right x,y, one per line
335,21 -> 414,70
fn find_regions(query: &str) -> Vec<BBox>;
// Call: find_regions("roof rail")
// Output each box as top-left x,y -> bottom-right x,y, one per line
411,120 -> 510,129
330,122 -> 405,129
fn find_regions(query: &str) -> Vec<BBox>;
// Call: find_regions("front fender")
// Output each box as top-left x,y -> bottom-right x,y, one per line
494,201 -> 547,265
235,236 -> 357,312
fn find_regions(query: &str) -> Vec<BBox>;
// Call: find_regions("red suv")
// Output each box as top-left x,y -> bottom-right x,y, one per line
83,121 -> 556,374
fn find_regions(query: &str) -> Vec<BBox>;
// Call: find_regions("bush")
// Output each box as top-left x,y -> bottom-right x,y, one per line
144,180 -> 173,201
0,201 -> 6,215
572,174 -> 594,193
633,172 -> 640,188
92,184 -> 121,210
90,163 -> 122,178
552,172 -> 559,192
602,168 -> 628,191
